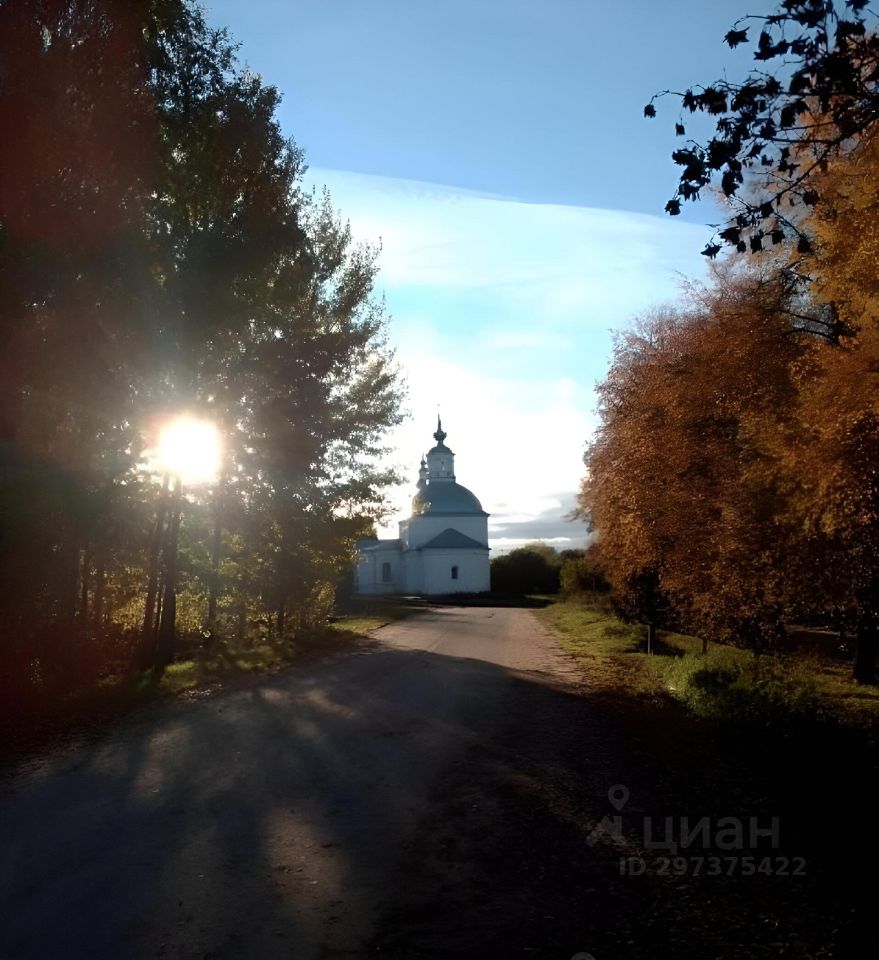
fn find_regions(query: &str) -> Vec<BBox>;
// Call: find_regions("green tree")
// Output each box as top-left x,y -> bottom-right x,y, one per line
0,0 -> 402,704
559,550 -> 608,597
491,547 -> 561,596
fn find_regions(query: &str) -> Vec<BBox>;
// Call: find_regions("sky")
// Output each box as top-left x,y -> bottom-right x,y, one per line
205,0 -> 751,551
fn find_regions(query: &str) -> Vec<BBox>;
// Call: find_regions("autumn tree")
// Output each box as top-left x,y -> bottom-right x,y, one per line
580,265 -> 820,653
626,0 -> 879,679
783,130 -> 879,681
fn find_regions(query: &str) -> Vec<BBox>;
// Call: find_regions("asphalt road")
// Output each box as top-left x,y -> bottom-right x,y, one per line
0,606 -> 581,960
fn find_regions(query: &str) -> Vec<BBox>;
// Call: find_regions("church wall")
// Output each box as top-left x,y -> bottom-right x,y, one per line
421,549 -> 490,595
402,549 -> 423,593
356,545 -> 403,595
404,514 -> 488,550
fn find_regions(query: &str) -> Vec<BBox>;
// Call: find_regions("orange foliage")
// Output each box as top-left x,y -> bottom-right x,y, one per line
790,130 -> 879,653
584,91 -> 879,677
581,264 -> 822,649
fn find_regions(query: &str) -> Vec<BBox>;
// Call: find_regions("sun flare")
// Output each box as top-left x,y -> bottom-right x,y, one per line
156,417 -> 222,485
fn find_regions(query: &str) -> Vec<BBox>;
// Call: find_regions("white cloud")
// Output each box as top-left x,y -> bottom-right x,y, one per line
480,329 -> 575,352
308,167 -> 708,328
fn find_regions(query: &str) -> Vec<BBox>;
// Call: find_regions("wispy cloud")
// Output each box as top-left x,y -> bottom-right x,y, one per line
310,167 -> 707,327
305,168 -> 706,545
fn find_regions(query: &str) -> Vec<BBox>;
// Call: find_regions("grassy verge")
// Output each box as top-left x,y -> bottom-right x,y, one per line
157,640 -> 300,696
534,595 -> 655,693
536,595 -> 879,726
160,598 -> 422,697
329,597 -> 424,638
2,599 -> 424,765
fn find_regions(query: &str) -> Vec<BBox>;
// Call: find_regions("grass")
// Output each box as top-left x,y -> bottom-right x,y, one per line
1,599 -> 427,765
329,597 -> 425,637
535,595 -> 654,692
537,595 -> 879,727
158,641 -> 294,696
158,599 -> 423,697
654,629 -> 879,725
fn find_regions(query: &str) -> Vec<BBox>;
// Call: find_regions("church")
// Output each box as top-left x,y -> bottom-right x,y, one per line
355,418 -> 491,596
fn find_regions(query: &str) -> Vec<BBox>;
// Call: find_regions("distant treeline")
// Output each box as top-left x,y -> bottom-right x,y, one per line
490,544 -> 608,597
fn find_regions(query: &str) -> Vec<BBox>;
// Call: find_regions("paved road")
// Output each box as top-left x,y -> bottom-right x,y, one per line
0,606 -> 579,959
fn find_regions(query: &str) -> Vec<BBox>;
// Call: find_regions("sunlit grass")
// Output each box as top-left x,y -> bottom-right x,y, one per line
535,596 -> 658,695
536,596 -> 642,656
537,597 -> 879,725
329,598 -> 423,638
159,642 -> 288,695
154,600 -> 421,697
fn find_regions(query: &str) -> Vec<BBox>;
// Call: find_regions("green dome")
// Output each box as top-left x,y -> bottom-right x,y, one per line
412,482 -> 486,516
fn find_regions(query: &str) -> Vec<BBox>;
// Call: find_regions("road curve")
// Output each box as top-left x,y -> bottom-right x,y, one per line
0,606 -> 578,959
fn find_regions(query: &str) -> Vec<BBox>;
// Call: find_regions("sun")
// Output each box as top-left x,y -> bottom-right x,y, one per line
156,416 -> 222,485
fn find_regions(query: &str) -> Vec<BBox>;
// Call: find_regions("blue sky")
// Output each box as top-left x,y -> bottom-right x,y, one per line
205,0 -> 749,549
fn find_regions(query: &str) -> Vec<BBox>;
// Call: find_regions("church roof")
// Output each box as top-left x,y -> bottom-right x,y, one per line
420,527 -> 488,550
412,481 -> 487,516
358,538 -> 401,551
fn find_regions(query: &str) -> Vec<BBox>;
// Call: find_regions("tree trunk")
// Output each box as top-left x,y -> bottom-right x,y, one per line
853,627 -> 877,683
79,547 -> 91,625
277,603 -> 286,640
93,559 -> 105,631
154,574 -> 164,644
207,482 -> 223,631
45,532 -> 81,694
156,481 -> 182,671
854,614 -> 878,684
646,622 -> 656,654
156,580 -> 177,669
701,636 -> 709,655
236,600 -> 246,646
853,577 -> 879,684
139,473 -> 170,669
59,535 -> 80,630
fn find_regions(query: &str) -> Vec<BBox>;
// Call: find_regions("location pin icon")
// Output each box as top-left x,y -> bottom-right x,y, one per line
608,784 -> 630,811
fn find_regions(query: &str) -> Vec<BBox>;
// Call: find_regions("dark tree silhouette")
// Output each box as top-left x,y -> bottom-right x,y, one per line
646,0 -> 879,256
0,0 -> 402,707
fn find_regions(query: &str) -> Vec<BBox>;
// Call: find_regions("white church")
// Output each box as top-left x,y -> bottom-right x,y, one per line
355,418 -> 491,596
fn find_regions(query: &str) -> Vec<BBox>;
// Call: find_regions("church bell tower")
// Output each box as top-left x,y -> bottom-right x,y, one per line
426,416 -> 455,482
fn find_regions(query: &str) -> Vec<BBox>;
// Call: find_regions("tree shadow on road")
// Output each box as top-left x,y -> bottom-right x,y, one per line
0,641 -> 874,959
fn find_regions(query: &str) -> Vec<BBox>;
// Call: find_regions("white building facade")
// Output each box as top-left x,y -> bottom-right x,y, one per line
356,419 -> 490,596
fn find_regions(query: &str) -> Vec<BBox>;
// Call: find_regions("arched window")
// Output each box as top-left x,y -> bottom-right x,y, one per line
451,565 -> 459,580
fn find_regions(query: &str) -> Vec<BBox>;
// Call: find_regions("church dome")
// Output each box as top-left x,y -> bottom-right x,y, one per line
412,481 -> 485,515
